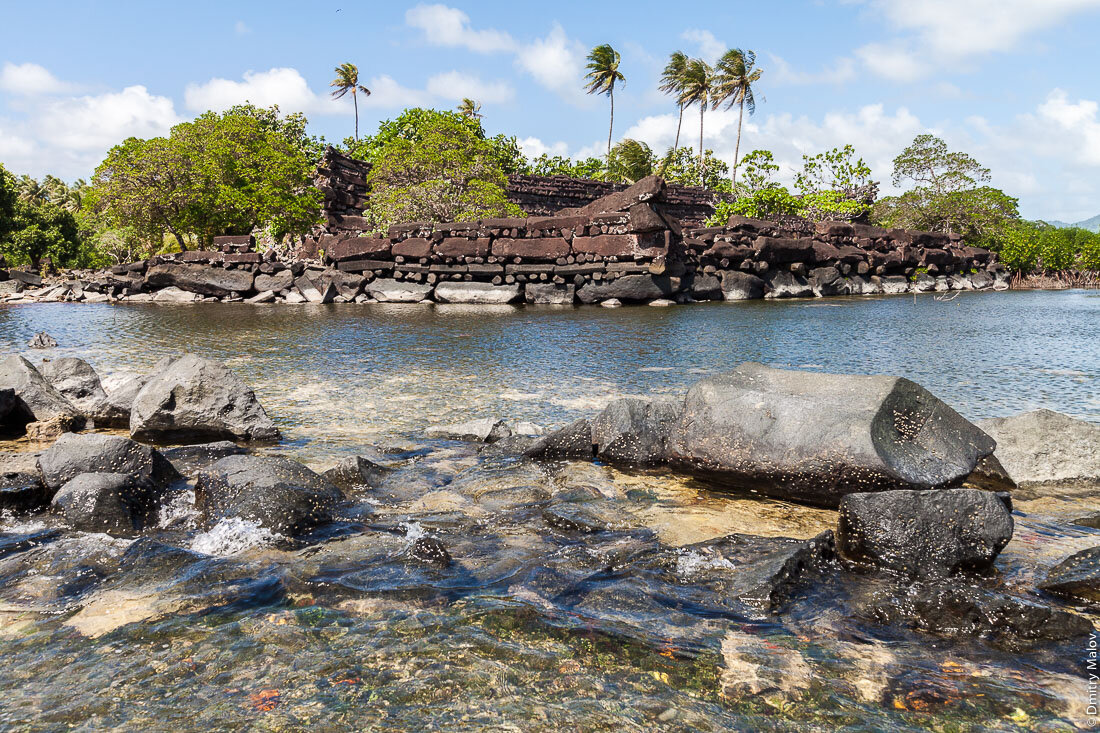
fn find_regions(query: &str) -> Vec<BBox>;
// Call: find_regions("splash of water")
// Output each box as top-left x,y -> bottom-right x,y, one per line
191,518 -> 283,556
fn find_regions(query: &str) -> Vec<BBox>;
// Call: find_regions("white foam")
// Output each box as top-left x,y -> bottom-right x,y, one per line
675,550 -> 737,578
157,489 -> 199,529
191,518 -> 282,556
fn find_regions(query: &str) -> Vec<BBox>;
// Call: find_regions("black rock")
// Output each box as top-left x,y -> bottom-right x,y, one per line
591,398 -> 679,464
322,454 -> 388,491
159,441 -> 247,476
409,536 -> 452,568
0,355 -> 84,432
51,472 -> 158,534
837,489 -> 1014,578
40,357 -> 129,428
37,433 -> 181,493
196,455 -> 343,535
525,418 -> 594,459
0,470 -> 49,513
28,332 -> 58,349
1039,546 -> 1100,604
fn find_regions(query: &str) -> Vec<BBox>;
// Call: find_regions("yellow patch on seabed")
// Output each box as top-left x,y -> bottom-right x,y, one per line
64,589 -> 185,638
0,608 -> 41,638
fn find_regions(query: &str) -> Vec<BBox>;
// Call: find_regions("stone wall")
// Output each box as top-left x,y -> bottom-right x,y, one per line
13,174 -> 1007,307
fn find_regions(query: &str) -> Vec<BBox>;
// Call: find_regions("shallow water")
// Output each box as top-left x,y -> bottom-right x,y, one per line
1,290 -> 1099,731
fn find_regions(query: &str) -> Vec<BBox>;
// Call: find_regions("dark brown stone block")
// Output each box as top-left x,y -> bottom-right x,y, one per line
392,237 -> 432,258
491,237 -> 570,260
329,237 -> 391,262
435,238 -> 490,258
573,234 -> 635,257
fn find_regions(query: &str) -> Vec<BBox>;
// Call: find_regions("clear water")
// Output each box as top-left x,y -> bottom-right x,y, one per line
0,290 -> 1097,731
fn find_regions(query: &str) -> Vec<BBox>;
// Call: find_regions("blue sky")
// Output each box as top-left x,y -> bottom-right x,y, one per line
2,0 -> 1099,221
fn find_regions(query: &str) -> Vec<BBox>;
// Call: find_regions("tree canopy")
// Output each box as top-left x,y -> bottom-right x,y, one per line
90,106 -> 322,249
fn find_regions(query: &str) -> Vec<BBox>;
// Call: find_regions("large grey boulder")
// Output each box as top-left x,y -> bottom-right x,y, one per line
591,398 -> 680,464
837,489 -> 1014,578
151,286 -> 201,303
37,432 -> 181,492
130,355 -> 280,442
665,363 -> 997,506
322,454 -> 388,491
40,357 -> 129,428
0,355 -> 84,431
976,410 -> 1100,499
145,263 -> 254,298
764,271 -> 813,299
434,282 -> 520,304
196,455 -> 343,534
525,283 -> 575,305
51,472 -> 158,534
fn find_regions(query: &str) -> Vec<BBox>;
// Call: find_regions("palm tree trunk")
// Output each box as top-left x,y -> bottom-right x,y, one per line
353,89 -> 359,141
607,86 -> 615,159
699,104 -> 705,187
674,103 -> 684,150
732,97 -> 745,189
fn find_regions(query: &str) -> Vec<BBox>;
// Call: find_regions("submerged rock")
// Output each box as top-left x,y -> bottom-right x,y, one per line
976,409 -> 1100,498
51,472 -> 158,534
1039,547 -> 1100,604
542,500 -> 625,534
837,489 -> 1014,578
425,418 -> 511,443
37,433 -> 181,493
0,470 -> 49,513
591,398 -> 679,464
130,354 -> 280,442
322,454 -> 388,491
0,355 -> 84,432
863,581 -> 1093,647
196,455 -> 343,535
664,363 -> 996,507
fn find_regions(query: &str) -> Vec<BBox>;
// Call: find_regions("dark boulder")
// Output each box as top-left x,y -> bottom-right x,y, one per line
322,454 -> 388,491
196,455 -> 343,535
525,418 -> 594,459
0,470 -> 49,513
719,271 -> 765,301
664,363 -> 997,507
591,397 -> 679,464
37,432 -> 181,493
1039,547 -> 1100,604
0,355 -> 84,432
764,271 -> 813,298
130,354 -> 280,442
576,275 -> 681,304
51,472 -> 158,534
863,581 -> 1093,647
837,489 -> 1013,578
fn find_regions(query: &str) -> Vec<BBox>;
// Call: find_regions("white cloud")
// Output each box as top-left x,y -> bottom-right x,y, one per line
405,3 -> 516,53
853,0 -> 1100,79
680,29 -> 726,63
425,71 -> 514,103
517,136 -> 570,159
769,54 -> 857,85
185,67 -> 337,115
1036,88 -> 1100,164
36,85 -> 180,151
0,62 -> 77,95
514,23 -> 586,98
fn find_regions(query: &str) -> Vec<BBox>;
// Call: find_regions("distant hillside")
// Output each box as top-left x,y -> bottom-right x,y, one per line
1042,214 -> 1100,232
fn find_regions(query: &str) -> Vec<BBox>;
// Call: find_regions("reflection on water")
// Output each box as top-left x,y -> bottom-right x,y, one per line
0,290 -> 1098,730
1,290 -> 1097,463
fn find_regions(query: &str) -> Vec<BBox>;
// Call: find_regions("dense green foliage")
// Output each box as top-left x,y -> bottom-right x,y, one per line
0,164 -> 16,244
526,154 -> 608,179
0,163 -> 101,269
998,222 -> 1100,272
91,106 -> 322,250
364,111 -> 523,229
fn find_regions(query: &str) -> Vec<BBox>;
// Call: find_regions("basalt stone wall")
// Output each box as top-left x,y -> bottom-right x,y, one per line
22,175 -> 1006,306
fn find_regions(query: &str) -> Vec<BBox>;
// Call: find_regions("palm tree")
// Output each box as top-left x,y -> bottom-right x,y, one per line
659,51 -> 689,150
457,98 -> 482,120
678,58 -> 713,186
608,139 -> 655,184
584,44 -> 626,158
330,62 -> 371,141
714,49 -> 763,188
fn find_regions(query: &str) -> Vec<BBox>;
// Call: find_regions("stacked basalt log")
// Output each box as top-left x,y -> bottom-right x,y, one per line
315,147 -> 371,235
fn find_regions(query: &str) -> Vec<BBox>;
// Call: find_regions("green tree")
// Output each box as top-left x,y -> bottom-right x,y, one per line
713,49 -> 762,188
607,139 -> 655,183
226,103 -> 327,165
3,198 -> 81,269
330,62 -> 371,142
457,98 -> 482,119
347,108 -> 526,176
526,154 -> 607,179
678,58 -> 714,185
0,163 -> 19,244
91,106 -> 322,249
364,112 -> 524,229
657,147 -> 730,190
891,134 -> 989,195
659,51 -> 690,151
584,44 -> 625,159
794,145 -> 876,220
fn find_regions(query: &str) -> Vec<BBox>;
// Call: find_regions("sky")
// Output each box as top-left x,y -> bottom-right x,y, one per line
1,0 -> 1099,222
